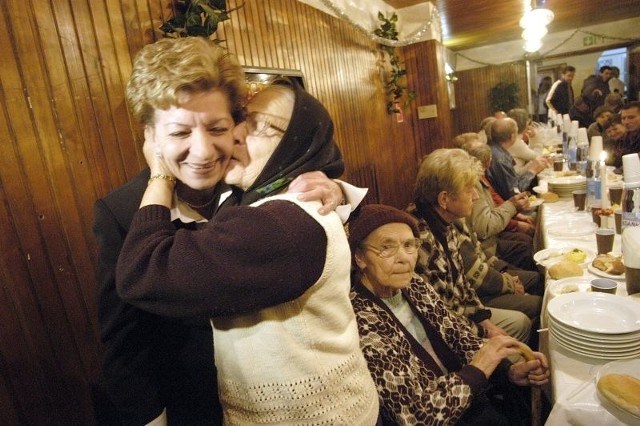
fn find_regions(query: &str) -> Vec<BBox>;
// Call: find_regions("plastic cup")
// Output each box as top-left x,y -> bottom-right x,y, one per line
572,190 -> 586,211
609,186 -> 623,206
614,209 -> 622,234
591,203 -> 602,227
623,153 -> 640,185
595,228 -> 615,254
553,159 -> 564,172
590,278 -> 617,294
589,136 -> 603,160
625,266 -> 640,295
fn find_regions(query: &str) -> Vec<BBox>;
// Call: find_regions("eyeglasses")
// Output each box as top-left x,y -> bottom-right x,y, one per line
245,112 -> 286,137
362,238 -> 422,259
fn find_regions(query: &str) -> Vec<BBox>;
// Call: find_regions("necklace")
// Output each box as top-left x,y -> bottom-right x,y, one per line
179,193 -> 217,210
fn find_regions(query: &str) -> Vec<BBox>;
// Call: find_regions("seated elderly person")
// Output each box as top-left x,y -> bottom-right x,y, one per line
410,148 -> 533,343
462,139 -> 537,272
487,118 -> 549,200
507,108 -> 545,174
604,114 -> 626,162
478,116 -> 496,144
349,204 -> 550,425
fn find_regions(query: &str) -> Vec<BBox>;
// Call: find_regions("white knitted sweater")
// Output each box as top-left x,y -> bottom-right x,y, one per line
211,193 -> 379,425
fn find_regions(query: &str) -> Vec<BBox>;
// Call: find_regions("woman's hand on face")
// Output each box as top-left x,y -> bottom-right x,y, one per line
470,335 -> 521,378
143,136 -> 172,177
289,171 -> 344,215
508,352 -> 550,386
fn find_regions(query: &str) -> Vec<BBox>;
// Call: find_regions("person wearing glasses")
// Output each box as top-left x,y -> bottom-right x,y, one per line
348,204 -> 549,425
116,79 -> 379,424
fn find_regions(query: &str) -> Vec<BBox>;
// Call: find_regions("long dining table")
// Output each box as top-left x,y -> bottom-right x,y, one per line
535,196 -> 640,425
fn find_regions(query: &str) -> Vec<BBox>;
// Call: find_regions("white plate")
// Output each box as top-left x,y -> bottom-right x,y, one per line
547,292 -> 640,334
547,277 -> 593,296
534,247 -> 595,268
547,175 -> 587,185
595,359 -> 640,420
532,185 -> 547,195
587,263 -> 626,280
548,316 -> 640,343
547,221 -> 598,237
523,198 -> 544,212
551,330 -> 640,359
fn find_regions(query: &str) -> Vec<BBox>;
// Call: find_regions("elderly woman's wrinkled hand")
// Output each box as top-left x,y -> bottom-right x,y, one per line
142,137 -> 172,177
471,335 -> 522,378
508,351 -> 550,387
289,171 -> 344,215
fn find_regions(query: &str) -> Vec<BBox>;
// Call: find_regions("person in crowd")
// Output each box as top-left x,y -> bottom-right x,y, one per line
569,95 -> 594,128
587,106 -> 614,141
546,65 -> 575,116
94,38 -> 350,425
453,132 -> 483,148
610,101 -> 640,170
506,108 -> 545,174
604,92 -> 624,114
478,116 -> 496,144
462,139 -> 537,270
604,114 -> 626,162
494,111 -> 507,119
608,66 -> 625,97
410,148 -> 533,343
536,76 -> 552,122
486,118 -> 549,201
349,204 -> 550,425
581,65 -> 613,113
115,79 -> 379,424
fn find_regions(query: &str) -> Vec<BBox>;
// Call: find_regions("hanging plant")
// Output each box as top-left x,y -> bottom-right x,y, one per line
159,0 -> 243,41
489,82 -> 520,113
374,12 -> 416,114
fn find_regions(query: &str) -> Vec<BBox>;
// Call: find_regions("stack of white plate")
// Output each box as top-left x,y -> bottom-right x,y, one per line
547,292 -> 640,360
547,176 -> 587,198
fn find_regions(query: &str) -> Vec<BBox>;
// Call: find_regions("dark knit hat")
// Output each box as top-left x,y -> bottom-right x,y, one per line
347,204 -> 420,251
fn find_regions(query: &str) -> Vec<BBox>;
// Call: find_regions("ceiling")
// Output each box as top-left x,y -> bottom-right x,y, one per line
383,0 -> 640,51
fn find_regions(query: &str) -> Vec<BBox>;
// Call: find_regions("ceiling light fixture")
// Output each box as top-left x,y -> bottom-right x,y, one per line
520,1 -> 554,53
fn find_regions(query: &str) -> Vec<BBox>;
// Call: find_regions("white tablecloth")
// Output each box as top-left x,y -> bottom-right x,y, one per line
538,199 -> 640,425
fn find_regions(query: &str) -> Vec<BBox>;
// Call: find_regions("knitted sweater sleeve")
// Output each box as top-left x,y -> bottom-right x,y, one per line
116,201 -> 327,318
469,185 -> 516,240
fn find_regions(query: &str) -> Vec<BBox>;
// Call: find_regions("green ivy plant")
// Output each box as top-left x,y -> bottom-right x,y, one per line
374,12 -> 415,114
159,0 -> 242,41
489,82 -> 520,113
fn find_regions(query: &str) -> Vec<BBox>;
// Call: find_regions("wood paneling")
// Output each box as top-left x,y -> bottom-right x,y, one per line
0,0 -> 444,423
452,62 -> 529,135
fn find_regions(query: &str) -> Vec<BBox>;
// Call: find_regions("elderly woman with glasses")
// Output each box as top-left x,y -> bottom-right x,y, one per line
349,204 -> 549,425
116,79 -> 379,425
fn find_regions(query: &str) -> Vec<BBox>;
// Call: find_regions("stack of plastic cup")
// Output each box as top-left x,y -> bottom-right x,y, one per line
590,136 -> 603,161
622,227 -> 640,295
623,153 -> 640,185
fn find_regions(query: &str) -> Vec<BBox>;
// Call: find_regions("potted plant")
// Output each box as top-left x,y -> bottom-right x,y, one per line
159,0 -> 242,41
489,82 -> 520,113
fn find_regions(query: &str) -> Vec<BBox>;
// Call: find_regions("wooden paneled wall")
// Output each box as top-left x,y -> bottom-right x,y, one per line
452,62 -> 529,135
0,0 -> 452,423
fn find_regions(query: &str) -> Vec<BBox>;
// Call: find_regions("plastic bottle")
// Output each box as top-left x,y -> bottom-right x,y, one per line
585,160 -> 600,209
576,137 -> 589,176
567,135 -> 577,171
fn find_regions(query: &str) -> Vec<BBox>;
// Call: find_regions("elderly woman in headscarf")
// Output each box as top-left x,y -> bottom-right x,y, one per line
349,204 -> 549,425
116,79 -> 379,425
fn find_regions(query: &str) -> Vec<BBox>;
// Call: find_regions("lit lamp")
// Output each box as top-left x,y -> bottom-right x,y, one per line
519,5 -> 554,53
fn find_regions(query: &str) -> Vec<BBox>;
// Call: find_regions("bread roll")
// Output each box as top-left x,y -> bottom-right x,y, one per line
597,373 -> 640,417
592,254 -> 625,275
548,260 -> 583,279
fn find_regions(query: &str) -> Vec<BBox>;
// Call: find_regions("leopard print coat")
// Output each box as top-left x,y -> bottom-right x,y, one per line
350,276 -> 488,425
408,204 -> 492,336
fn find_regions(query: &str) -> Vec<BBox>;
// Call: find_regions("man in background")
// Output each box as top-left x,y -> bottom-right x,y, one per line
581,65 -> 613,113
546,65 -> 575,116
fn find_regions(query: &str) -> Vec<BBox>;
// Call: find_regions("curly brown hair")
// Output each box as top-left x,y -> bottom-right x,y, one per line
126,37 -> 247,125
